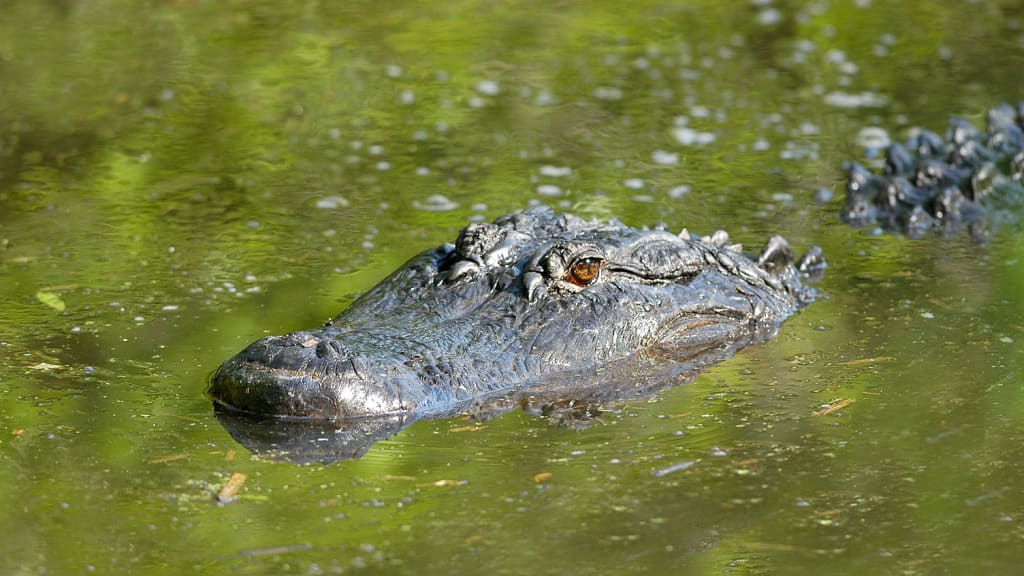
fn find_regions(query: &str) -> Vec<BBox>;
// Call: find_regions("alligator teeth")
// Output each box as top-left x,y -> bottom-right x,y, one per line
703,230 -> 730,246
756,236 -> 794,272
444,260 -> 479,284
678,228 -> 691,240
796,245 -> 827,278
726,243 -> 743,254
522,271 -> 545,302
1012,151 -> 1024,182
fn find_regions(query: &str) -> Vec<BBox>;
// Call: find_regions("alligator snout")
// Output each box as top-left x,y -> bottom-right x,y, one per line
210,330 -> 414,419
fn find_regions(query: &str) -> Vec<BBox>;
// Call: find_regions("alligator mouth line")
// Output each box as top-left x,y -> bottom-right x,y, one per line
602,264 -> 699,285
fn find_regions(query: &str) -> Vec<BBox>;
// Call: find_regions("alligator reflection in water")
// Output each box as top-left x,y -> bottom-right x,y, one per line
843,102 -> 1024,240
210,206 -> 825,463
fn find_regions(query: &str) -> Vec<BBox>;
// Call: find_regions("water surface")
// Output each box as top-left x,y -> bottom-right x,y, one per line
2,1 -> 1023,574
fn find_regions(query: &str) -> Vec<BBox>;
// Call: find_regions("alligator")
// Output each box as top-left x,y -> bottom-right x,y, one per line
842,102 -> 1024,239
210,205 -> 824,462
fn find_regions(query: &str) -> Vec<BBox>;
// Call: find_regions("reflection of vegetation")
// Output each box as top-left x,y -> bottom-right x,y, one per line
1,0 -> 1023,573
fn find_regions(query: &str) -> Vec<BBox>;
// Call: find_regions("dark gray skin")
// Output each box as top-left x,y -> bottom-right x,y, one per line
210,205 -> 824,432
843,102 -> 1024,240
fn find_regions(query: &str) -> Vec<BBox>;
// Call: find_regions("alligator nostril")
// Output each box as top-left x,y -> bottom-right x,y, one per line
314,339 -> 351,360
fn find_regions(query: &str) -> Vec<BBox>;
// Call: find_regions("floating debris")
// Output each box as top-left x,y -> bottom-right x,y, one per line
812,398 -> 855,416
149,453 -> 189,464
428,479 -> 467,487
653,460 -> 695,477
448,424 -> 487,433
36,290 -> 66,312
238,543 -> 312,558
216,472 -> 248,503
841,356 -> 893,367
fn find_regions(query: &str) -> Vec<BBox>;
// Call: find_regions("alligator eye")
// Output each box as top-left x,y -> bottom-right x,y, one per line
566,257 -> 603,287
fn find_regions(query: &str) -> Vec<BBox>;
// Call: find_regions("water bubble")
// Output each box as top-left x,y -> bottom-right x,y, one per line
539,165 -> 572,177
593,86 -> 623,101
476,79 -> 500,96
652,150 -> 679,165
856,126 -> 890,152
412,194 -> 459,212
672,127 -> 716,146
315,196 -> 349,209
758,8 -> 782,25
824,91 -> 888,108
667,185 -> 690,199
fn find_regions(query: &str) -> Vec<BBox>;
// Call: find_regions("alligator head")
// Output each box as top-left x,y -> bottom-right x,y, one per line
210,205 -> 824,440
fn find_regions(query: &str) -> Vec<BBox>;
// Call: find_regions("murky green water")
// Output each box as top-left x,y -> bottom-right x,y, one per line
2,1 -> 1023,573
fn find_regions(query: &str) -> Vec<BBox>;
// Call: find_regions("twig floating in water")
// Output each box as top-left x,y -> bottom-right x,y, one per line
216,472 -> 248,503
812,398 -> 855,416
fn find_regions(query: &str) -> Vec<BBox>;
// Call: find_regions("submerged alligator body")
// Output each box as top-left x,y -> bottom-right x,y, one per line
843,102 -> 1024,239
210,206 -> 824,460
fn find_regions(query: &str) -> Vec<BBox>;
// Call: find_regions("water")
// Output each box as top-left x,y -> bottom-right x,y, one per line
2,1 -> 1023,573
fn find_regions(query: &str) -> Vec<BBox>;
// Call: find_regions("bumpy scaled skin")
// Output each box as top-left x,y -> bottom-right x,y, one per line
843,102 -> 1024,239
210,206 -> 825,421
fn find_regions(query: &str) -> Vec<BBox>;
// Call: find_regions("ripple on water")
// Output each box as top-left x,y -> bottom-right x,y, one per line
412,194 -> 459,212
